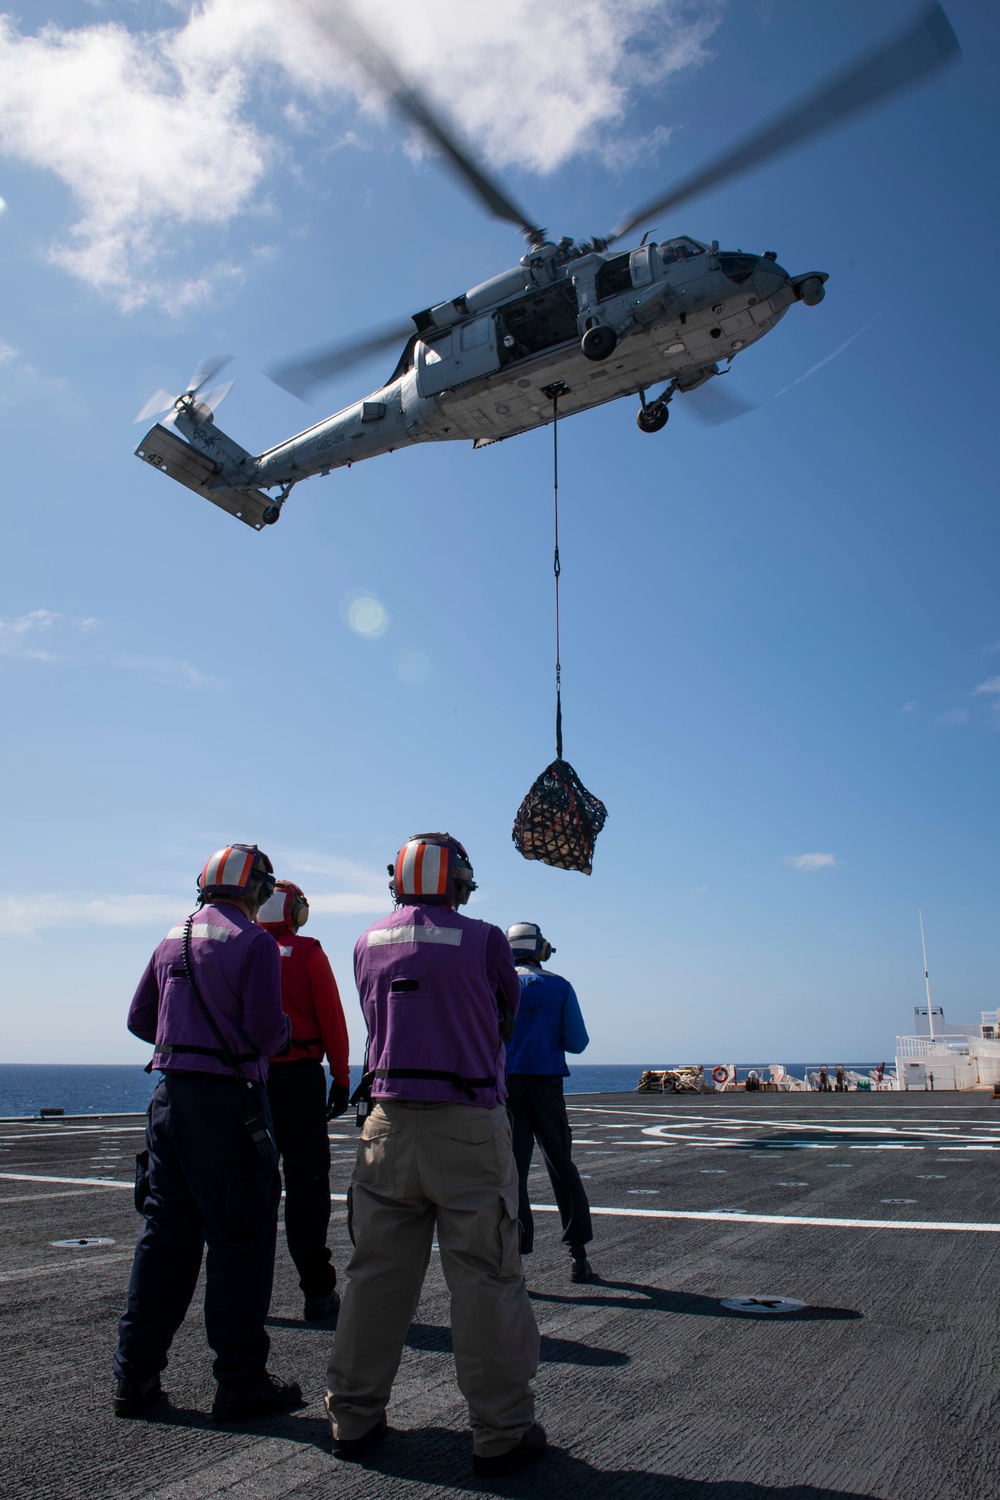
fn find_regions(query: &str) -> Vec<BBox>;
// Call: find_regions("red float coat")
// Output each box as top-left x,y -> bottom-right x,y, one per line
262,923 -> 350,1085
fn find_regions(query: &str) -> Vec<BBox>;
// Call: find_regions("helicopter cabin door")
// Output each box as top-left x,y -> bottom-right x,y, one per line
630,246 -> 654,287
417,316 -> 500,397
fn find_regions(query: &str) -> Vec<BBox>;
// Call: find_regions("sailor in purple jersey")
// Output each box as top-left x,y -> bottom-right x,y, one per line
112,844 -> 303,1425
128,903 -> 288,1080
356,904 -> 519,1110
325,833 -> 545,1477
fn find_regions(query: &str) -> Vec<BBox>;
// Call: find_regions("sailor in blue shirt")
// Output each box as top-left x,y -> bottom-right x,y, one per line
505,923 -> 595,1282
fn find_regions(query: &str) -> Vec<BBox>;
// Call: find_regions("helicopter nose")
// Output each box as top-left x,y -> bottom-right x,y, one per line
750,255 -> 788,300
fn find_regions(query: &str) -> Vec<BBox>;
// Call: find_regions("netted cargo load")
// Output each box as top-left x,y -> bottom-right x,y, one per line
512,757 -> 608,876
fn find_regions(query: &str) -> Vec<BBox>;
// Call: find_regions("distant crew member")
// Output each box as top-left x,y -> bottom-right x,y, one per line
113,845 -> 302,1423
258,879 -> 350,1322
505,922 -> 595,1282
325,833 -> 544,1477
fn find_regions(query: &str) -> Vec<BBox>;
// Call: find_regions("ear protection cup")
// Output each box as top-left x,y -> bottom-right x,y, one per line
291,896 -> 309,929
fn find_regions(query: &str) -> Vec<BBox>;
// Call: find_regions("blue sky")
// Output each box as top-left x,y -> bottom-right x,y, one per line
1,0 -> 997,1067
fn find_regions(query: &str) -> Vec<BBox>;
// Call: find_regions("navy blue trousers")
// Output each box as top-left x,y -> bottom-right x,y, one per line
506,1073 -> 593,1255
114,1071 -> 280,1388
267,1059 -> 336,1296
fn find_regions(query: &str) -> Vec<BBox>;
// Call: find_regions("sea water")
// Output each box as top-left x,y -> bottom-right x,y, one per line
0,1062 -> 885,1118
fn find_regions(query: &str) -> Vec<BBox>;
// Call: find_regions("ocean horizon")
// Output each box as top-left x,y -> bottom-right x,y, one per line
0,1061 -> 888,1118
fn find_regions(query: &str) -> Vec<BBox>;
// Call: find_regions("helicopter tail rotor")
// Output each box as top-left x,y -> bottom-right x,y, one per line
134,354 -> 233,425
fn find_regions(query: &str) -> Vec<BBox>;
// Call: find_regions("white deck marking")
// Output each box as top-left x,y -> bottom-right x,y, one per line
0,1189 -> 132,1205
529,1203 -> 1000,1233
0,1253 -> 136,1284
0,1173 -> 134,1189
5,1176 -> 995,1236
0,1171 -> 350,1203
0,1126 -> 145,1142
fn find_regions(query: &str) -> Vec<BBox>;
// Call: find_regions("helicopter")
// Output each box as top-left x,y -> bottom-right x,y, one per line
134,3 -> 958,531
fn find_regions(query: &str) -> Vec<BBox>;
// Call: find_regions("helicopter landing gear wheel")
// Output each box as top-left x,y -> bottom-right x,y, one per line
581,325 -> 617,362
636,400 -> 669,433
262,504 -> 282,525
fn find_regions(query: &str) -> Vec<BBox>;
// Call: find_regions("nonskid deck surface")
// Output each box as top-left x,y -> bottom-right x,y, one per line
2,1091 -> 998,1500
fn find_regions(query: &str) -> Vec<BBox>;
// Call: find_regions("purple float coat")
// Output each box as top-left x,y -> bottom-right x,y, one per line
128,901 -> 289,1082
354,903 -> 522,1108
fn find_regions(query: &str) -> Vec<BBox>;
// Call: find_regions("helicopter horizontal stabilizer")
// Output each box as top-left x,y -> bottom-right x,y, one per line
135,424 -> 273,532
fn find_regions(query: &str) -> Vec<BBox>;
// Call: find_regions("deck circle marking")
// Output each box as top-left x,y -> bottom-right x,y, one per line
720,1296 -> 807,1315
50,1237 -> 115,1248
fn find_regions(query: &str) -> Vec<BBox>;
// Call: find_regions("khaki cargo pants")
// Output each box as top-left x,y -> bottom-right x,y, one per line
326,1100 -> 540,1457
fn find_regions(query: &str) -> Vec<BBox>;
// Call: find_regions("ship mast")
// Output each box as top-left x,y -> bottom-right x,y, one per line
919,908 -> 935,1042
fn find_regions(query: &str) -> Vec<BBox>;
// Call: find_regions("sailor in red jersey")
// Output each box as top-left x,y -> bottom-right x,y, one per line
259,880 -> 350,1322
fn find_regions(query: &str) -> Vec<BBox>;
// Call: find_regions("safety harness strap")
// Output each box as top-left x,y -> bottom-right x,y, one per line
351,1067 -> 496,1104
155,1041 -> 259,1062
289,1035 -> 323,1049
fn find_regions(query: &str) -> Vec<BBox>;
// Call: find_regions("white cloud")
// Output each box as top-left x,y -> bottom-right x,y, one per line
785,853 -> 837,873
934,709 -> 969,726
900,701 -> 920,714
0,607 -> 220,689
105,653 -> 224,690
973,676 -> 1000,695
0,607 -> 96,661
0,893 -> 185,936
0,1 -> 721,309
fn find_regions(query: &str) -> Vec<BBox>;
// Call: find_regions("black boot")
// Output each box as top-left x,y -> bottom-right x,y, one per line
113,1373 -> 162,1417
212,1373 -> 304,1422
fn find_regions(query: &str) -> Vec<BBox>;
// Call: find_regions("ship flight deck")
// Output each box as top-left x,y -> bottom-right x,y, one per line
2,1089 -> 998,1500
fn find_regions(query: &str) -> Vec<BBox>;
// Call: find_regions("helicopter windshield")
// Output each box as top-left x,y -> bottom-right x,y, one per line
659,238 -> 704,266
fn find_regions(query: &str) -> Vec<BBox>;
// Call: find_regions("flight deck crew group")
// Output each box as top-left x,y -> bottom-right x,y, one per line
113,833 -> 592,1476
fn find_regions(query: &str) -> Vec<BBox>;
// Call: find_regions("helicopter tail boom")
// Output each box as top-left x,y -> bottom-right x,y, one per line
135,423 -> 276,531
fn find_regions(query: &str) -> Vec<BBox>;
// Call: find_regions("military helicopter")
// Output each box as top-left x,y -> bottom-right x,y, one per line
134,3 -> 958,531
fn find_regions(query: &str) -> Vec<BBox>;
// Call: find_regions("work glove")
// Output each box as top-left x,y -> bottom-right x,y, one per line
326,1082 -> 351,1120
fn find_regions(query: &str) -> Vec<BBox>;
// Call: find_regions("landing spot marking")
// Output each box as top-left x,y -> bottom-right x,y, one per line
721,1296 -> 806,1315
51,1236 -> 115,1248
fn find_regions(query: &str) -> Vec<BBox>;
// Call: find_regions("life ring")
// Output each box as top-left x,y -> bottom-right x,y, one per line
711,1066 -> 729,1084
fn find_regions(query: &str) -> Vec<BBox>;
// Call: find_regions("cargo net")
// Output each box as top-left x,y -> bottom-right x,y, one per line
512,758 -> 608,876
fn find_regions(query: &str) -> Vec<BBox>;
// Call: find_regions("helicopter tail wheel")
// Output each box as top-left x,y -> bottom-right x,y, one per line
581,325 -> 617,362
636,401 -> 669,434
796,276 -> 826,306
261,504 -> 282,525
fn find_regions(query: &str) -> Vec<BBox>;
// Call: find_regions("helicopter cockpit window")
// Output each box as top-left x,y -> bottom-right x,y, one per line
660,238 -> 703,266
719,253 -> 757,285
423,331 -> 452,365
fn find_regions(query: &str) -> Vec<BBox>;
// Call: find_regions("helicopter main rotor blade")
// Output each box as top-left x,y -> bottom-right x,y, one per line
302,0 -> 545,244
609,2 -> 959,244
268,320 -> 416,400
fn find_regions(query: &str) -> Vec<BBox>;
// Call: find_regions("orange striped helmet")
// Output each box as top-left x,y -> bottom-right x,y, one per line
389,832 -> 476,907
197,844 -> 275,904
257,880 -> 309,930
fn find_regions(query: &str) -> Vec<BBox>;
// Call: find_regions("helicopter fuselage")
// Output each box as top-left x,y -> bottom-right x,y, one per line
251,238 -> 824,493
137,237 -> 826,527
